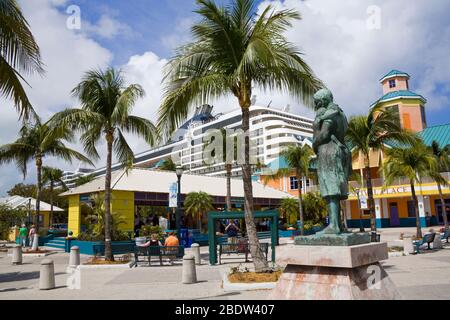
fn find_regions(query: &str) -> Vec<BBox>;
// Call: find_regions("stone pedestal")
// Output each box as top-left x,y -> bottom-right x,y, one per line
268,243 -> 401,300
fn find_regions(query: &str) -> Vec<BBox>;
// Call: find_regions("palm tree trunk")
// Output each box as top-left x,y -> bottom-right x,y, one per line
33,156 -> 42,250
226,164 -> 232,211
104,132 -> 114,261
241,105 -> 268,272
296,172 -> 304,235
437,183 -> 449,231
364,165 -> 377,241
410,182 -> 422,238
49,181 -> 54,227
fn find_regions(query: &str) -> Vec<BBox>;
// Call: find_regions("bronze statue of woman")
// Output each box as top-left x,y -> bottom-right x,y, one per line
312,89 -> 352,235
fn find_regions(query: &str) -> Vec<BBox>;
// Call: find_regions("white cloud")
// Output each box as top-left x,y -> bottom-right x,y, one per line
0,0 -> 113,195
2,0 -> 450,195
250,0 -> 450,117
120,52 -> 168,154
84,14 -> 136,40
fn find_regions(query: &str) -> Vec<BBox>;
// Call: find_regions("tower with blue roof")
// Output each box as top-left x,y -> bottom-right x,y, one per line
373,70 -> 427,132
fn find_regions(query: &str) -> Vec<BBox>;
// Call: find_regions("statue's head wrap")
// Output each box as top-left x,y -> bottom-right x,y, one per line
313,88 -> 333,110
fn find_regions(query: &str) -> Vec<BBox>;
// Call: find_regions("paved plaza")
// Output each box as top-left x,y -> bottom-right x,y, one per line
1,227 -> 449,300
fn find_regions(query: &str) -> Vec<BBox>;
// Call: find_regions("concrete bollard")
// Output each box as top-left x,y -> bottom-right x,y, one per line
433,233 -> 443,249
182,255 -> 197,284
403,236 -> 415,255
67,246 -> 80,273
69,246 -> 80,266
11,245 -> 23,265
39,259 -> 55,290
191,243 -> 201,265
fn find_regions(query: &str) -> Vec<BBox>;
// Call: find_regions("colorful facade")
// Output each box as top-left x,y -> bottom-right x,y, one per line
346,70 -> 445,228
259,70 -> 450,229
63,168 -> 292,237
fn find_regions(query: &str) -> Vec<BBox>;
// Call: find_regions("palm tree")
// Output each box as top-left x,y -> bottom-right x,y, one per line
279,197 -> 298,226
0,0 -> 44,119
184,191 -> 214,232
42,166 -> 67,227
205,128 -> 237,211
50,68 -> 158,261
75,174 -> 95,187
0,118 -> 92,249
262,145 -> 313,235
346,106 -> 418,241
382,141 -> 437,238
429,141 -> 450,231
159,158 -> 177,171
157,0 -> 321,271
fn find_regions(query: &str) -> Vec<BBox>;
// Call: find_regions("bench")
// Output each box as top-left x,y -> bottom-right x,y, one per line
218,241 -> 269,265
93,243 -> 135,256
413,233 -> 436,254
133,245 -> 185,267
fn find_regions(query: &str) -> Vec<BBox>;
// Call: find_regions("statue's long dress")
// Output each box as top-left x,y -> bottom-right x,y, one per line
316,116 -> 351,200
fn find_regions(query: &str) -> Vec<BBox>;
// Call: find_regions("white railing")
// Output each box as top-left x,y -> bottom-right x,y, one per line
348,172 -> 450,189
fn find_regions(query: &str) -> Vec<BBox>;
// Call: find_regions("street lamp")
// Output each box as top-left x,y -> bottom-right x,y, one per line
175,166 -> 183,238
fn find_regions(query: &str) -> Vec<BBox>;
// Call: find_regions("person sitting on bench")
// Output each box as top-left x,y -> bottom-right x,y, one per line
164,232 -> 180,265
138,233 -> 162,247
225,220 -> 240,244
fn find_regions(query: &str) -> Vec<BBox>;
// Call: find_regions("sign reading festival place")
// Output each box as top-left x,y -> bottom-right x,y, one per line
169,182 -> 178,208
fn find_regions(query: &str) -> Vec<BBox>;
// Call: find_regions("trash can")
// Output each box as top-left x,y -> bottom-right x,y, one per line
180,228 -> 189,248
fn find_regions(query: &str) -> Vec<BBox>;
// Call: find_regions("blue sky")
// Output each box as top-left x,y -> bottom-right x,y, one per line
54,0 -> 450,126
1,0 -> 450,194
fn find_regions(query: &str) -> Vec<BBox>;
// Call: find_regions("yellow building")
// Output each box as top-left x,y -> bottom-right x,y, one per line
62,168 -> 292,237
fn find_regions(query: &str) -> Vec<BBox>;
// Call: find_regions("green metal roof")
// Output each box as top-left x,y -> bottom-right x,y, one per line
379,70 -> 410,82
419,124 -> 450,147
379,90 -> 426,102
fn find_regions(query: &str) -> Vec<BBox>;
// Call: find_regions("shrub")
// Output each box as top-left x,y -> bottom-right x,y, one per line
302,192 -> 327,224
0,204 -> 26,240
139,225 -> 164,240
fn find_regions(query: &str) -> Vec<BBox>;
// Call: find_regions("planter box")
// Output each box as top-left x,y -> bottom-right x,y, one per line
221,270 -> 277,292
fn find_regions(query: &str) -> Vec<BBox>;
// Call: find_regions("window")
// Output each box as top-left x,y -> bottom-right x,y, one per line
389,79 -> 396,88
407,201 -> 416,218
420,105 -> 427,128
290,177 -> 299,190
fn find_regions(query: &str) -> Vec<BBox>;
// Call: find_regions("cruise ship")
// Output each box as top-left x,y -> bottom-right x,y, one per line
66,103 -> 314,184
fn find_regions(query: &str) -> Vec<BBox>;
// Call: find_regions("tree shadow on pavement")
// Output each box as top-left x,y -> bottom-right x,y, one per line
0,271 -> 66,283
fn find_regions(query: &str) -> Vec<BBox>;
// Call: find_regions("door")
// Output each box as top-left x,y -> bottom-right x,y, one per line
389,203 -> 400,227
